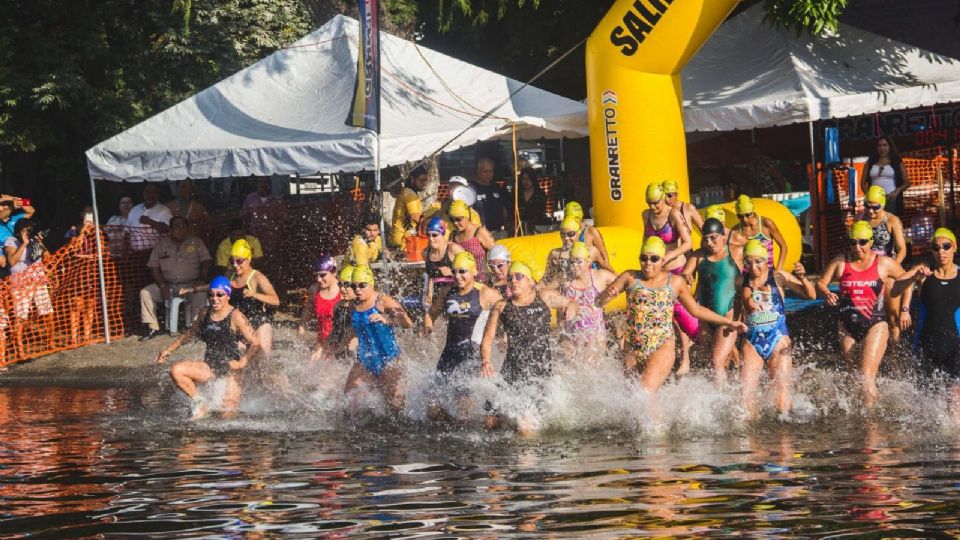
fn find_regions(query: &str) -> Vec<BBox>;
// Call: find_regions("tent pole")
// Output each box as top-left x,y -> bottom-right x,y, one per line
807,120 -> 820,270
88,176 -> 111,344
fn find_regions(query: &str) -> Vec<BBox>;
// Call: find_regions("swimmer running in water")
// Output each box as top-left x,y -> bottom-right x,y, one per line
344,265 -> 413,413
563,201 -> 614,272
544,215 -> 603,285
544,241 -> 616,366
450,200 -> 495,282
816,221 -> 905,409
422,217 -> 463,308
597,237 -> 746,416
423,251 -> 502,420
682,217 -> 743,384
641,183 -> 697,376
893,228 -> 960,423
662,179 -> 704,236
480,261 -> 575,435
298,255 -> 340,348
729,195 -> 788,271
737,239 -> 816,419
156,276 -> 261,419
486,244 -> 511,299
860,186 -> 908,343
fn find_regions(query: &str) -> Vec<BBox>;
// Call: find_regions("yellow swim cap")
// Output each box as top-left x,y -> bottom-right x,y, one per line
641,236 -> 666,258
338,265 -> 356,283
448,199 -> 470,219
744,239 -> 768,260
570,241 -> 590,260
452,251 -> 477,271
705,205 -> 726,222
865,185 -> 887,206
735,195 -> 755,215
508,261 -> 534,280
231,239 -> 252,259
351,265 -> 376,285
662,179 -> 679,194
645,183 -> 665,203
560,215 -> 581,232
932,227 -> 957,244
563,201 -> 584,221
849,220 -> 874,240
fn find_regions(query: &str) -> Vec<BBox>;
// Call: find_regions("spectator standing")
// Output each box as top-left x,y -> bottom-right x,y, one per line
215,219 -> 263,274
348,216 -> 383,267
106,196 -> 133,226
516,167 -> 549,232
861,135 -> 911,215
105,196 -> 134,257
242,177 -> 286,263
167,180 -> 212,243
139,216 -> 211,340
4,219 -> 53,352
126,184 -> 172,252
389,166 -> 427,249
472,158 -> 512,236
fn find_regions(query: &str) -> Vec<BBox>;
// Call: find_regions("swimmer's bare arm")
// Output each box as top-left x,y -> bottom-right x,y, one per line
539,288 -> 577,321
890,215 -> 907,265
816,256 -> 845,305
542,249 -> 561,284
733,275 -> 745,322
156,307 -> 206,363
674,275 -> 747,332
777,263 -> 816,300
681,250 -> 702,286
664,208 -> 691,265
477,227 -> 496,251
249,272 -> 280,307
423,289 -> 445,335
479,285 -> 503,310
891,263 -> 929,297
480,300 -> 505,378
589,227 -> 615,273
596,271 -> 631,307
763,217 -> 788,270
229,310 -> 260,370
878,255 -> 906,283
298,283 -> 319,334
687,203 -> 704,233
378,295 -> 413,329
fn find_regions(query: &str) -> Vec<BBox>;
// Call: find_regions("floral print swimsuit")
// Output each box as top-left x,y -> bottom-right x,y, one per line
626,273 -> 676,358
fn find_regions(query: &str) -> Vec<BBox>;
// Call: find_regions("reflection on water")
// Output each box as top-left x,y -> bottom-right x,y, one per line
2,386 -> 960,537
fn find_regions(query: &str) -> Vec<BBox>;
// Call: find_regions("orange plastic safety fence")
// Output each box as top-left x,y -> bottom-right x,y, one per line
818,146 -> 960,263
0,228 -> 125,367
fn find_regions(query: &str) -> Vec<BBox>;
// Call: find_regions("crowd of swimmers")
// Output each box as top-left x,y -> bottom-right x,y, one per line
155,182 -> 960,431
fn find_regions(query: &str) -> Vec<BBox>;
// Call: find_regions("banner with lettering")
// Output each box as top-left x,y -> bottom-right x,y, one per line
346,0 -> 381,133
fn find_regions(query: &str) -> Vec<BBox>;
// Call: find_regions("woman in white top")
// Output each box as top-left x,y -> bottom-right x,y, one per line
860,135 -> 910,215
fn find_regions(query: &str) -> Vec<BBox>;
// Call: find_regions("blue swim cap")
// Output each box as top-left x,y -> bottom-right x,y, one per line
210,276 -> 232,296
426,216 -> 446,235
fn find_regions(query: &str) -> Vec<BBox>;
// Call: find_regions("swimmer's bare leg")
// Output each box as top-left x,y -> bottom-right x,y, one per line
859,322 -> 889,410
377,361 -> 405,414
675,322 -> 692,377
169,360 -> 214,418
220,372 -> 243,419
767,337 -> 793,417
740,344 -> 764,421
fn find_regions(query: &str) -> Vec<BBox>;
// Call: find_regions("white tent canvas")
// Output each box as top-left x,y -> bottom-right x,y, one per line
86,15 -> 587,182
682,4 -> 960,132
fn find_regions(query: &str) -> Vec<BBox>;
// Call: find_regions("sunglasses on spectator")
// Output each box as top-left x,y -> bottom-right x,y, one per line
932,242 -> 954,252
208,291 -> 227,298
454,268 -> 471,275
507,273 -> 527,282
639,254 -> 661,263
350,282 -> 370,290
737,212 -> 756,219
231,258 -> 247,265
865,203 -> 883,211
561,230 -> 578,238
849,238 -> 871,247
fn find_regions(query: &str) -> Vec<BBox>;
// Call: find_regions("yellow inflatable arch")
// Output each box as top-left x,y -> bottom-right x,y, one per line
503,0 -> 801,300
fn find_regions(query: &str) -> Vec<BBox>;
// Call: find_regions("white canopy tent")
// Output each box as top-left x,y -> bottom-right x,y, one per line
681,4 -> 960,131
85,15 -> 587,182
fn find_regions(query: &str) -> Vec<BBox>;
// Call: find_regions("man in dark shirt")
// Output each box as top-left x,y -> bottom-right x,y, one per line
472,158 -> 512,236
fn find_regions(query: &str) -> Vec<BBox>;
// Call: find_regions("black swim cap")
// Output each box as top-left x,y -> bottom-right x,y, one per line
702,217 -> 725,236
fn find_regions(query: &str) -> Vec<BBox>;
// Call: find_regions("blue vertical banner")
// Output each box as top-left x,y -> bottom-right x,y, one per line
346,0 -> 381,133
824,127 -> 839,204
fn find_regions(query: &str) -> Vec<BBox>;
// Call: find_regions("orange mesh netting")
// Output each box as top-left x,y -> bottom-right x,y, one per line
0,227 -> 124,367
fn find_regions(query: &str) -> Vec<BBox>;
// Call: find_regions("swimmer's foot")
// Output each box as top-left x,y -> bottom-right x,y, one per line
191,398 -> 209,420
675,361 -> 691,377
